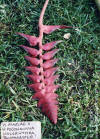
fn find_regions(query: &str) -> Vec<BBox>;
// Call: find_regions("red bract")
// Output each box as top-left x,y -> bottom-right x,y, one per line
17,0 -> 72,124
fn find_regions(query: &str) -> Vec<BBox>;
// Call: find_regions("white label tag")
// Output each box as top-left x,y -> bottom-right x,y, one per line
1,121 -> 41,139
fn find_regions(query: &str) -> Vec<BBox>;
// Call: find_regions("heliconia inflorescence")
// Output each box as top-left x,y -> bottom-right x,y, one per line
17,0 -> 72,124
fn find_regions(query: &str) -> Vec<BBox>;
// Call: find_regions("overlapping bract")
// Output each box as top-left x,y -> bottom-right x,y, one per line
17,0 -> 72,124
18,33 -> 61,124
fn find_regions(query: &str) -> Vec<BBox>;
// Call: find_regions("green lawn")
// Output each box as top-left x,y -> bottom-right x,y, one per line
0,0 -> 100,138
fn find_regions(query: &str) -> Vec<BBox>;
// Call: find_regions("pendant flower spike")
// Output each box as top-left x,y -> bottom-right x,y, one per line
17,0 -> 72,124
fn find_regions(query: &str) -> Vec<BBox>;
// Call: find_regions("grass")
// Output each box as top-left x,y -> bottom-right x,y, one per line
0,0 -> 100,138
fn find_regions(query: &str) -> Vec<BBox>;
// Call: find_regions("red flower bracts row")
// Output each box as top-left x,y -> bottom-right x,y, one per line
17,0 -> 72,124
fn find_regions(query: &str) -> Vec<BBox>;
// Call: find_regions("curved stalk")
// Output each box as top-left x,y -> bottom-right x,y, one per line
39,0 -> 49,27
